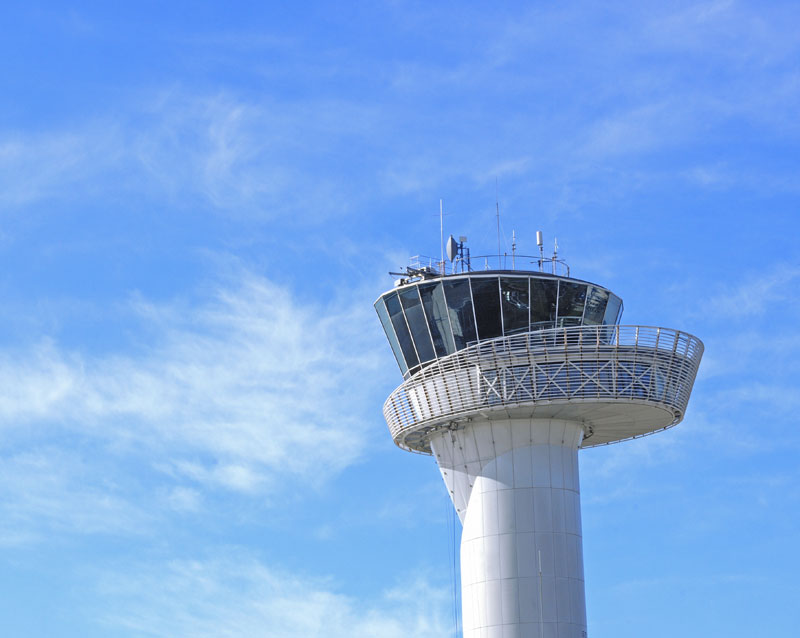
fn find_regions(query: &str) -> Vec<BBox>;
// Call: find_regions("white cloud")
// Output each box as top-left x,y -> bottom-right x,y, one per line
4,0 -> 800,219
0,447 -> 151,545
0,90 -> 381,219
0,125 -> 124,207
94,553 -> 454,638
705,263 -> 800,318
0,271 -> 387,499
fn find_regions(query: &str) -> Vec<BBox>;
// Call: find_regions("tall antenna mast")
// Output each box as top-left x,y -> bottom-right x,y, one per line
439,199 -> 444,274
495,178 -> 501,264
553,237 -> 558,274
511,230 -> 517,269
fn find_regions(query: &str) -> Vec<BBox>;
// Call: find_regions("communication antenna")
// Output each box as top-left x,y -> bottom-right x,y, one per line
553,237 -> 559,274
446,235 -> 458,262
440,199 -> 444,274
536,230 -> 544,272
511,230 -> 517,269
495,178 -> 501,264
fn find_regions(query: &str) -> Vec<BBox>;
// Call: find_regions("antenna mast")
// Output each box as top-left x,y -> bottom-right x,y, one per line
553,237 -> 558,274
536,230 -> 544,272
495,178 -> 501,266
440,199 -> 444,274
512,230 -> 517,269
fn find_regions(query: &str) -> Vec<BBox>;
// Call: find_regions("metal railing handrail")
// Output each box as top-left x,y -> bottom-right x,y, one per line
406,253 -> 571,277
382,324 -> 704,453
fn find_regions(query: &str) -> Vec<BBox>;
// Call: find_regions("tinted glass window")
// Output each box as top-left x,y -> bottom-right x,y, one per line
419,282 -> 456,357
471,277 -> 503,340
375,299 -> 408,375
399,287 -> 436,363
442,279 -> 478,349
500,277 -> 529,335
557,282 -> 587,327
530,278 -> 557,328
603,293 -> 623,326
384,291 -> 419,370
583,286 -> 609,325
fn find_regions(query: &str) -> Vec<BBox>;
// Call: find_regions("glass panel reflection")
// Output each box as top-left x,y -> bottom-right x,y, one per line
557,282 -> 587,327
500,277 -> 529,335
419,282 -> 455,357
471,277 -> 503,340
530,278 -> 557,329
583,286 -> 609,325
399,287 -> 436,362
384,291 -> 419,370
603,293 -> 622,326
442,279 -> 478,349
375,298 -> 408,375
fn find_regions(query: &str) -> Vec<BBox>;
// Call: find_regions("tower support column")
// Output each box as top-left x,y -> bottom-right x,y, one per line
431,418 -> 587,638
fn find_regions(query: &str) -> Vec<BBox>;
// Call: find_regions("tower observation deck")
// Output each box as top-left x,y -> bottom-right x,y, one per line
375,239 -> 703,638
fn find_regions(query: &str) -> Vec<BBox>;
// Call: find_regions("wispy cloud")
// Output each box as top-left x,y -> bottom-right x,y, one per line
94,552 -> 453,638
0,270 -> 387,505
3,0 -> 799,222
705,263 -> 800,318
0,125 -> 124,207
0,90 -> 381,219
0,447 -> 150,545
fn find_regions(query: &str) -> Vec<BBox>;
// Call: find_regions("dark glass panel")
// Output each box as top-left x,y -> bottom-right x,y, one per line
603,294 -> 623,326
471,277 -> 503,340
442,279 -> 478,349
557,282 -> 587,327
419,282 -> 455,357
384,291 -> 419,369
399,287 -> 436,362
583,286 -> 609,325
500,277 -> 529,335
529,278 -> 558,328
375,298 -> 408,375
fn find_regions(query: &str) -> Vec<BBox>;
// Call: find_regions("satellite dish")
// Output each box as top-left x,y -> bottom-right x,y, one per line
446,235 -> 458,262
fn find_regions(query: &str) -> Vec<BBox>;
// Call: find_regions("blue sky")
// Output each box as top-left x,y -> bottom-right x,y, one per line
0,1 -> 798,636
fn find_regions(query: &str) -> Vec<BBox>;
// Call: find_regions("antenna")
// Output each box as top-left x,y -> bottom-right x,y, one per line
553,237 -> 558,274
440,199 -> 444,274
536,230 -> 544,272
511,230 -> 517,269
446,235 -> 458,262
495,178 -> 501,265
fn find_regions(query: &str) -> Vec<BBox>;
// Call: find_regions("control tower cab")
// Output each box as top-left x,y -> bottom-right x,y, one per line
375,235 -> 703,638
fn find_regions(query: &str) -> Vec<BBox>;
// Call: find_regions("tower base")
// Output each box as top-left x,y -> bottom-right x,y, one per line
431,418 -> 587,638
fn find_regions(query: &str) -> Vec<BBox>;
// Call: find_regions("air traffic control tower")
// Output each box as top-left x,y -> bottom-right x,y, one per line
375,235 -> 703,638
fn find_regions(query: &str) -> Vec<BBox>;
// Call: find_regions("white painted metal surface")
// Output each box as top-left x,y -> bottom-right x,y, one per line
432,418 -> 587,638
383,325 -> 703,454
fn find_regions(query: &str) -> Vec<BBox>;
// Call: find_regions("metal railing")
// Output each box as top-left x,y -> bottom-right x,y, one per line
383,325 -> 704,453
407,254 -> 570,277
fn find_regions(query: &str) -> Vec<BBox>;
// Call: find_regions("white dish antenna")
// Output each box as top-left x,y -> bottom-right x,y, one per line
446,235 -> 459,262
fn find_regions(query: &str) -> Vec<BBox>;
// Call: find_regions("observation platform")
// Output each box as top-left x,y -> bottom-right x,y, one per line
383,325 -> 704,453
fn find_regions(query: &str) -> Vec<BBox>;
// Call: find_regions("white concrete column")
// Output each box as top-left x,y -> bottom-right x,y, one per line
430,418 -> 586,638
